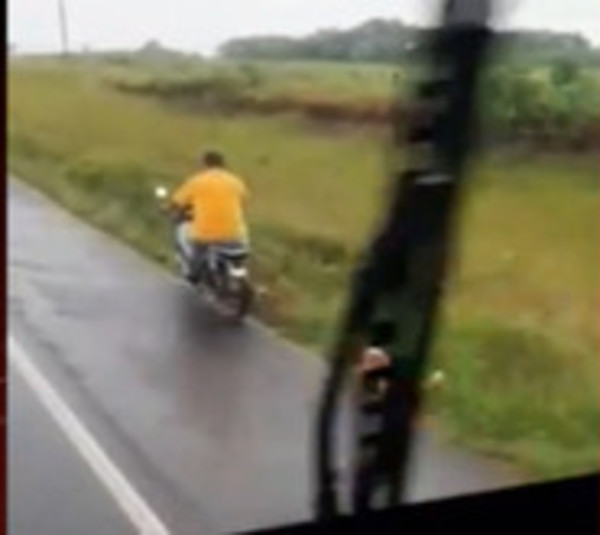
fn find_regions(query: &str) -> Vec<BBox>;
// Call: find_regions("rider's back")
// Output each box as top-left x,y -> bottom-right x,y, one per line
174,169 -> 247,243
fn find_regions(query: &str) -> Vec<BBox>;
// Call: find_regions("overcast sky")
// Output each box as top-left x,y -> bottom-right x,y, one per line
8,0 -> 600,55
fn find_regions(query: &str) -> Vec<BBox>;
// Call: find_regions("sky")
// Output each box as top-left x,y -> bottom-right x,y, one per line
8,0 -> 600,55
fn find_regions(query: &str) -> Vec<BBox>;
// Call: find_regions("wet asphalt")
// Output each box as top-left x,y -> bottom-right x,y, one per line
8,179 -> 522,534
9,367 -> 138,535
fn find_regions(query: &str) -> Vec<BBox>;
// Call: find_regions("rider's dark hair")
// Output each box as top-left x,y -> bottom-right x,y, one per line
203,150 -> 226,168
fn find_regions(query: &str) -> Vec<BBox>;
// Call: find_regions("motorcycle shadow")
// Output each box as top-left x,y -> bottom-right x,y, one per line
172,279 -> 251,344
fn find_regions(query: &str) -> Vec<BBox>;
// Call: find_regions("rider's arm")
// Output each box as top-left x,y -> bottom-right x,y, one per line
171,178 -> 194,209
167,178 -> 197,218
159,178 -> 194,224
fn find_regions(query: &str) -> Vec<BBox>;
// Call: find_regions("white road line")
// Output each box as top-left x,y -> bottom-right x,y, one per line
9,336 -> 173,535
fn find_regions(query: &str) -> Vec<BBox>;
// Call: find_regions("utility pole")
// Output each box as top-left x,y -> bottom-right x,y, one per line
58,0 -> 70,56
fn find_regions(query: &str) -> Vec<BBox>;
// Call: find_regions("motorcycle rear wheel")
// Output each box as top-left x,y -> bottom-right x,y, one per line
221,278 -> 254,323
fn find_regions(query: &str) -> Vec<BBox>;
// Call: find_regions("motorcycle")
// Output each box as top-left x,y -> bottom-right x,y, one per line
154,186 -> 254,321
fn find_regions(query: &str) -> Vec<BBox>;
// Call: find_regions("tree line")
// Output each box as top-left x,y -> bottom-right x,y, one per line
218,18 -> 599,67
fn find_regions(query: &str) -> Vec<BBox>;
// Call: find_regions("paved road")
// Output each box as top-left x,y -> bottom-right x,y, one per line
8,179 -> 522,534
9,367 -> 138,535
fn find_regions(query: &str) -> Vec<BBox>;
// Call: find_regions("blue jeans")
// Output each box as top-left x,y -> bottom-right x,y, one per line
175,223 -> 248,279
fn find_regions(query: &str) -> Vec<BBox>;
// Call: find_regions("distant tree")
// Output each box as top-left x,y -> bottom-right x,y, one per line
140,39 -> 164,52
551,57 -> 581,87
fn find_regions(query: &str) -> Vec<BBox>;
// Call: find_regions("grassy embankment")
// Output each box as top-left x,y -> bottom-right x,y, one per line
8,60 -> 598,479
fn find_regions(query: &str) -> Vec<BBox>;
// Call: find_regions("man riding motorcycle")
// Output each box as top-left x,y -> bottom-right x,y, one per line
167,150 -> 249,283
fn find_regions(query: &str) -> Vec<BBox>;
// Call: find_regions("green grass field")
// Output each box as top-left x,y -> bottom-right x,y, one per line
8,59 -> 599,479
89,54 -> 406,100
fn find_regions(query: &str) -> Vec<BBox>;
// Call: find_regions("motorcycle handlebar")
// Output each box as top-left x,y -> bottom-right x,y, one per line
164,207 -> 192,225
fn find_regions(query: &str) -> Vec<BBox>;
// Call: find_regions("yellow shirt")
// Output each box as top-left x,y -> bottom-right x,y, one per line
171,169 -> 248,242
